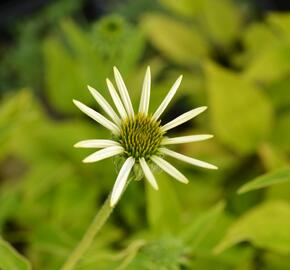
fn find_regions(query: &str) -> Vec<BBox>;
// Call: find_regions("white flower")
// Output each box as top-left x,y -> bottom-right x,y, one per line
74,67 -> 217,207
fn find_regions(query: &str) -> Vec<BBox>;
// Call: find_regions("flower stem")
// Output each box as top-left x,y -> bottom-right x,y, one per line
61,194 -> 113,270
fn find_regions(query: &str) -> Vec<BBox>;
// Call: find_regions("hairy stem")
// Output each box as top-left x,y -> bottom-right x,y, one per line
61,194 -> 113,270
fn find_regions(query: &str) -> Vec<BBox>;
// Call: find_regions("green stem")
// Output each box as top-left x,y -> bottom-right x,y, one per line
61,194 -> 113,270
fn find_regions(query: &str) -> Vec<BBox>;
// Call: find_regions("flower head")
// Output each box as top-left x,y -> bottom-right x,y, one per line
74,67 -> 217,207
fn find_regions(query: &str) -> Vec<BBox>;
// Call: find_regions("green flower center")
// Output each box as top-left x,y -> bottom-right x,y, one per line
118,113 -> 164,160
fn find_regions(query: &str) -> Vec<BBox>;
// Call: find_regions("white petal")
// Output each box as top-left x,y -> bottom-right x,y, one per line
113,67 -> 134,117
161,134 -> 213,145
161,106 -> 207,132
110,157 -> 135,207
151,155 -> 188,184
73,100 -> 120,135
152,75 -> 182,120
139,157 -> 158,190
74,139 -> 120,148
160,148 -> 218,170
138,66 -> 151,115
83,146 -> 124,163
106,79 -> 128,120
88,85 -> 121,126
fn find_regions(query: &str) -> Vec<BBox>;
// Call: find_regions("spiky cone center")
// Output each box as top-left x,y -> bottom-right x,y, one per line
118,113 -> 164,160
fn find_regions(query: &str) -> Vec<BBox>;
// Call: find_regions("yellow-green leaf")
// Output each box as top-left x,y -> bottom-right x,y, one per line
206,62 -> 273,153
215,201 -> 290,254
199,0 -> 241,47
243,42 -> 290,83
159,0 -> 203,18
145,173 -> 181,233
268,13 -> 290,43
141,13 -> 208,65
182,201 -> 225,250
238,167 -> 290,194
0,237 -> 31,270
43,36 -> 89,113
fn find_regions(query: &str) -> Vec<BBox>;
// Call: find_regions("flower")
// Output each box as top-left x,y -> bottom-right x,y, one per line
74,67 -> 217,207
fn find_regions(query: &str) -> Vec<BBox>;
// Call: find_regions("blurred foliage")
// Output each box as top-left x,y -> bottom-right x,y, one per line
1,0 -> 290,269
215,200 -> 290,254
0,0 -> 83,93
44,16 -> 145,113
0,237 -> 31,270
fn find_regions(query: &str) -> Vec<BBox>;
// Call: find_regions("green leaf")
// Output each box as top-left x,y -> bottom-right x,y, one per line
60,19 -> 93,57
43,18 -> 146,113
238,167 -> 290,194
160,0 -> 241,48
159,0 -> 202,18
126,236 -> 187,270
145,173 -> 181,233
268,13 -> 290,43
270,111 -> 290,152
206,62 -> 273,153
60,19 -> 108,86
182,201 -> 225,250
0,188 -> 21,232
240,14 -> 290,83
184,207 -> 254,267
199,0 -> 241,47
243,42 -> 290,83
263,251 -> 290,270
0,237 -> 31,270
43,36 -> 89,113
215,201 -> 290,254
141,13 -> 209,65
265,78 -> 290,109
0,90 -> 42,160
91,15 -> 145,74
257,144 -> 288,171
116,30 -> 145,74
243,22 -> 277,59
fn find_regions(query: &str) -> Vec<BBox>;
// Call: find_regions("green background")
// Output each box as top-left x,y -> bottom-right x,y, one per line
1,0 -> 290,269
